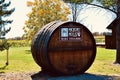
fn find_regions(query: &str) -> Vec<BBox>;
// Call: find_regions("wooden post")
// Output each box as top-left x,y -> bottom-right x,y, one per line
6,49 -> 9,65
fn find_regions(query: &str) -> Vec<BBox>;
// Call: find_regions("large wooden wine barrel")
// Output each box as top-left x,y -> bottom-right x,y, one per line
31,21 -> 96,76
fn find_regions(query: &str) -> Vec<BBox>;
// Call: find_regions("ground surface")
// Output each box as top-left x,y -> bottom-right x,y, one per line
0,72 -> 120,80
0,47 -> 120,80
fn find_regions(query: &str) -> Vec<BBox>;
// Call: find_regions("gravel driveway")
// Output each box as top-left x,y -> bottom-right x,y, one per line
0,72 -> 120,80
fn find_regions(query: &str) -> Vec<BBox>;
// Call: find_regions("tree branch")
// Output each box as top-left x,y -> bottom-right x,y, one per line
64,1 -> 117,14
80,2 -> 117,14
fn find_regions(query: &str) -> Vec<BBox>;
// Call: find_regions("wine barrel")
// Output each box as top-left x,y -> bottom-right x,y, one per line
31,21 -> 96,76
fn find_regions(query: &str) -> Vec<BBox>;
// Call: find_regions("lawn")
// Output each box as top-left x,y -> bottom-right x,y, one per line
87,48 -> 120,75
94,36 -> 105,43
0,47 -> 40,73
0,47 -> 120,76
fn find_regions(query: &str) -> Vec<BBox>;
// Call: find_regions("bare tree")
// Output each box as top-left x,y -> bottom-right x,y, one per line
68,2 -> 87,22
63,0 -> 92,22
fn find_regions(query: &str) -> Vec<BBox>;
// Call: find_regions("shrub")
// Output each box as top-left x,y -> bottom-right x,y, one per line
7,40 -> 31,47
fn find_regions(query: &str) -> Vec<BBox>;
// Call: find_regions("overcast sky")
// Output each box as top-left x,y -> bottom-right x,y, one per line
5,0 -> 116,38
78,4 -> 116,32
5,0 -> 32,38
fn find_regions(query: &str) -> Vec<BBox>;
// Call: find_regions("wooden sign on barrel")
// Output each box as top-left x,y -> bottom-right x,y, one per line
31,21 -> 96,76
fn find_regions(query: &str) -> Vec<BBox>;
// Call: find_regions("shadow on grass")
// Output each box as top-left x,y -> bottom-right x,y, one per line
0,65 -> 8,70
31,71 -> 118,80
25,50 -> 31,54
0,65 -> 8,73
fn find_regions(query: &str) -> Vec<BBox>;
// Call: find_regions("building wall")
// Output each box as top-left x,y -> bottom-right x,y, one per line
105,27 -> 116,49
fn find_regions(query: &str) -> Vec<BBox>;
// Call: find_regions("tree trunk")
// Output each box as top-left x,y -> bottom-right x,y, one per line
72,3 -> 77,22
116,23 -> 120,64
6,49 -> 9,65
116,0 -> 120,64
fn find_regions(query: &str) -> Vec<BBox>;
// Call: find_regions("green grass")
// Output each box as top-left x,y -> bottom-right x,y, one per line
87,48 -> 120,75
0,47 -> 40,73
0,47 -> 120,75
94,36 -> 105,39
94,36 -> 105,43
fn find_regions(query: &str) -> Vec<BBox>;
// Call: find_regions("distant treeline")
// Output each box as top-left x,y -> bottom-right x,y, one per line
7,39 -> 30,47
93,32 -> 111,36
